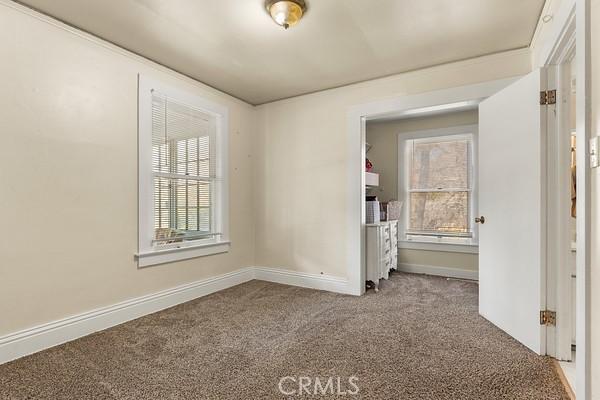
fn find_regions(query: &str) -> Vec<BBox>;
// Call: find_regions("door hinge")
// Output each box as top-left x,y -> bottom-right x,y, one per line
540,90 -> 557,105
540,310 -> 556,326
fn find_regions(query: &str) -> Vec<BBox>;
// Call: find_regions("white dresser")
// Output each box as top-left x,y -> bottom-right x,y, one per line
365,220 -> 398,291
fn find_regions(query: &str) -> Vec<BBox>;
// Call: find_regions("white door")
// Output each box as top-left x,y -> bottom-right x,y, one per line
478,69 -> 548,354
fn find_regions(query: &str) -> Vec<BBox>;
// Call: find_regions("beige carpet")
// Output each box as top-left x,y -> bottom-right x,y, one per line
0,273 -> 569,399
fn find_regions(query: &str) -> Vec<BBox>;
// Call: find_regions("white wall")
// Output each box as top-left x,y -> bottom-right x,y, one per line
254,50 -> 530,278
0,4 -> 257,336
397,249 -> 478,273
0,0 -> 536,349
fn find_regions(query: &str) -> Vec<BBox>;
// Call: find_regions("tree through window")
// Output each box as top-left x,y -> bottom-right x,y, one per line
406,134 -> 473,238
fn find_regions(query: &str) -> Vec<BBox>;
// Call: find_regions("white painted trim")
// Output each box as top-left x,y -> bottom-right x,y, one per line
350,78 -> 518,122
529,0 -> 561,54
396,263 -> 478,281
253,267 -> 352,295
137,242 -> 231,268
0,268 -> 254,365
0,266 -> 355,365
538,0 -> 577,67
347,78 -> 518,298
398,241 -> 478,254
548,61 -> 574,362
534,1 -> 591,396
396,125 -> 479,246
346,115 -> 366,296
574,0 -> 591,397
541,0 -> 577,362
137,75 -> 230,267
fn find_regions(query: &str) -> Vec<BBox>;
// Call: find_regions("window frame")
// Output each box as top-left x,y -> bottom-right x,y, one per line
397,125 -> 478,252
137,75 -> 229,267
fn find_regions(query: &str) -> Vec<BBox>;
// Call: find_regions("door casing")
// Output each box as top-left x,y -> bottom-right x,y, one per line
347,2 -> 590,392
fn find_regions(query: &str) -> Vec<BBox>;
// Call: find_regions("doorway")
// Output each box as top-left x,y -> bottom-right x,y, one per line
550,48 -> 578,394
363,110 -> 479,292
347,4 -> 589,397
347,78 -> 515,298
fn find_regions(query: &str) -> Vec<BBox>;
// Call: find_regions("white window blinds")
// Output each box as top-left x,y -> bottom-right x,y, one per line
151,91 -> 218,245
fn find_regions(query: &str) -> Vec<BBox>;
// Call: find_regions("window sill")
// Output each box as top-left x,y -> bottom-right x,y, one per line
136,241 -> 230,268
398,240 -> 478,254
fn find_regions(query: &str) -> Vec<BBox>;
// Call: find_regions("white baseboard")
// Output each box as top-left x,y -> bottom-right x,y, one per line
0,267 -> 254,365
0,266 -> 352,365
253,266 -> 352,295
396,263 -> 478,281
1,264 -> 478,365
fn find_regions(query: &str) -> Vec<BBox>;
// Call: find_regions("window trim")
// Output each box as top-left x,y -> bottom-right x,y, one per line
397,124 -> 478,249
137,75 -> 229,267
397,240 -> 479,254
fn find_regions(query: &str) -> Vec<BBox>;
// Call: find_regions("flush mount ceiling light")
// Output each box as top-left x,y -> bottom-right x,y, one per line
265,0 -> 307,29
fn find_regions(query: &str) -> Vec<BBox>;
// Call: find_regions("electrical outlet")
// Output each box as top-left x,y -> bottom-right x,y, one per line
591,136 -> 599,168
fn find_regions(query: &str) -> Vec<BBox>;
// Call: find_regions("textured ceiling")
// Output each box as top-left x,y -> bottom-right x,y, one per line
17,0 -> 545,105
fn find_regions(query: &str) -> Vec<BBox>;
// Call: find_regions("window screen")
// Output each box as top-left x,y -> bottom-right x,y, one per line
151,92 -> 217,245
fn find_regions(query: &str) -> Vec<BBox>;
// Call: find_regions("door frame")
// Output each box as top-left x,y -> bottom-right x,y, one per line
539,0 -> 591,397
347,1 -> 591,397
544,4 -> 576,363
574,1 -> 592,398
346,76 -> 519,296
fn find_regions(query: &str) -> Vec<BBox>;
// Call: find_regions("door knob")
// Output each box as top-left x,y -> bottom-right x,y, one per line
475,216 -> 485,224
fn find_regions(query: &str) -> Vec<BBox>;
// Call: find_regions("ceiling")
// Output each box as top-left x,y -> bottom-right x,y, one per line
17,0 -> 545,105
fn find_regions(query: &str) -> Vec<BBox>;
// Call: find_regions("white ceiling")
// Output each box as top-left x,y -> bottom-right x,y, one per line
17,0 -> 545,105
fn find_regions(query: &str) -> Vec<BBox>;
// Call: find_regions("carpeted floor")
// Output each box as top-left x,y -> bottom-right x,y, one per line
0,272 -> 569,399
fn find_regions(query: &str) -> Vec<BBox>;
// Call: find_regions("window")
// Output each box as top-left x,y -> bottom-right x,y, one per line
137,76 -> 229,267
152,95 -> 215,243
399,126 -> 477,249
